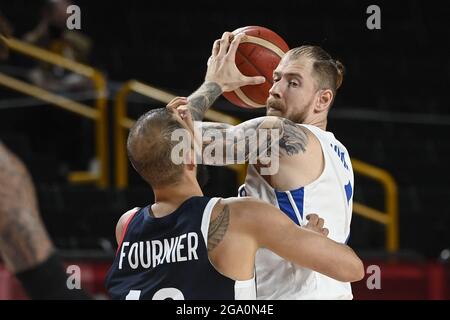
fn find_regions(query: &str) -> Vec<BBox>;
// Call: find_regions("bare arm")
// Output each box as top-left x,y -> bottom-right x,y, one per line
0,143 -> 94,299
198,116 -> 309,165
233,198 -> 364,282
0,142 -> 54,273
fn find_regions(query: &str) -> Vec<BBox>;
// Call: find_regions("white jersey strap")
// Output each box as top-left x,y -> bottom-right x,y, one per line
238,184 -> 247,197
200,197 -> 221,247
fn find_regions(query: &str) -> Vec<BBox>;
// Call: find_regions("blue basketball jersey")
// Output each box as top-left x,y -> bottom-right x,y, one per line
105,196 -> 255,300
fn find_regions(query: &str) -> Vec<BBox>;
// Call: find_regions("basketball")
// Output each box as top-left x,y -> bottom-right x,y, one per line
222,26 -> 289,109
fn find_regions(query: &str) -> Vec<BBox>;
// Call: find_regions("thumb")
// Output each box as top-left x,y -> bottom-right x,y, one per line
244,75 -> 266,86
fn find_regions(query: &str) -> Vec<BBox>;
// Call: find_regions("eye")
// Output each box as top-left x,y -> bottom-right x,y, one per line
273,76 -> 280,82
289,81 -> 299,87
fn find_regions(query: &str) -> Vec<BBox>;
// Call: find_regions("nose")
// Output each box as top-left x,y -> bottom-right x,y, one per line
269,81 -> 282,99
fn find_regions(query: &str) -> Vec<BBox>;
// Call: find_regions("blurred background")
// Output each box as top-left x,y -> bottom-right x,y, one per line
0,0 -> 449,299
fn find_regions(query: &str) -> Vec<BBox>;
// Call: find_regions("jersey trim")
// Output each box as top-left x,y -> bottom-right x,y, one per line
275,188 -> 304,226
200,197 -> 256,299
238,184 -> 247,197
234,276 -> 256,300
344,180 -> 353,204
115,207 -> 139,256
200,197 -> 221,247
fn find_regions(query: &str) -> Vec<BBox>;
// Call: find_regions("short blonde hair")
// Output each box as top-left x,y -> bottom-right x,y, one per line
286,45 -> 345,97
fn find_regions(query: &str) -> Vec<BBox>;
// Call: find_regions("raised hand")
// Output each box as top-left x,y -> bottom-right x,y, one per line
205,31 -> 265,92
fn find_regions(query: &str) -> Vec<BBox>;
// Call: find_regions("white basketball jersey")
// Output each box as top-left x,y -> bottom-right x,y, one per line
239,124 -> 354,300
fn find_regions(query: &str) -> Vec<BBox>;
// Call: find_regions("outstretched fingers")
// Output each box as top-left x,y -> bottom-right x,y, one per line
217,32 -> 232,58
226,33 -> 244,60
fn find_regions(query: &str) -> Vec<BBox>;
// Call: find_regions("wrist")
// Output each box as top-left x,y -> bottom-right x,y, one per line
202,80 -> 224,94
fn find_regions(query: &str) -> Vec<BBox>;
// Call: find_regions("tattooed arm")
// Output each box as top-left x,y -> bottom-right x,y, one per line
0,143 -> 92,299
207,204 -> 230,252
198,116 -> 309,166
0,142 -> 54,273
187,82 -> 223,121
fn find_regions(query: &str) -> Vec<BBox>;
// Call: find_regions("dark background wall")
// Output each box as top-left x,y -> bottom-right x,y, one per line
4,0 -> 448,108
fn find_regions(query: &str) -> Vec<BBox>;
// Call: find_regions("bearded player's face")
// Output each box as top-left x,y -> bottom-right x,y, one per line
266,56 -> 318,124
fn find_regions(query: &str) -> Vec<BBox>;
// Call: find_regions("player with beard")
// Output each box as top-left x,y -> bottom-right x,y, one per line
104,100 -> 363,300
178,31 -> 355,299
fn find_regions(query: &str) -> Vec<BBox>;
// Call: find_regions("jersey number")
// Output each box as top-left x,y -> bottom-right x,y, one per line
125,288 -> 185,300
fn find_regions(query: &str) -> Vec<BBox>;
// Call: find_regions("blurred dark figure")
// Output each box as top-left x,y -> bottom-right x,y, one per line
23,0 -> 92,91
0,142 -> 92,299
1,19 -> 91,299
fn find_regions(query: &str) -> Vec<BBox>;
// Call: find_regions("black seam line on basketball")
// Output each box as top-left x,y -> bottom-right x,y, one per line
247,46 -> 257,61
235,49 -> 269,107
241,27 -> 286,54
254,28 -> 286,56
236,49 -> 274,86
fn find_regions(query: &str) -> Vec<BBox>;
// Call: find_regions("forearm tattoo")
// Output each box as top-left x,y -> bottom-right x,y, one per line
188,82 -> 222,121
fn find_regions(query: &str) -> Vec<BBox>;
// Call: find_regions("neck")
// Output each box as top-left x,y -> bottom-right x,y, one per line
303,113 -> 327,130
152,178 -> 203,217
310,119 -> 327,130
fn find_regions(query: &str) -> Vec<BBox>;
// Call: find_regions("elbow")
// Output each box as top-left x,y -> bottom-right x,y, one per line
345,257 -> 365,282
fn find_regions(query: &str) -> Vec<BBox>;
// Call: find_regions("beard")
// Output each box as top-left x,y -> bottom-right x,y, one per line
266,98 -> 306,123
266,98 -> 286,119
266,98 -> 284,113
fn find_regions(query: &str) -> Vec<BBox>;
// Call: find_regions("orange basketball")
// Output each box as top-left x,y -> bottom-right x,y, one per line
223,26 -> 289,108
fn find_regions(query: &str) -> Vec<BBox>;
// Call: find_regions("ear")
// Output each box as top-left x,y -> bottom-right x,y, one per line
315,89 -> 333,113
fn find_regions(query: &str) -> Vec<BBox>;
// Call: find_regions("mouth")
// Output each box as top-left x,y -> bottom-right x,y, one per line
267,101 -> 284,114
267,107 -> 281,114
